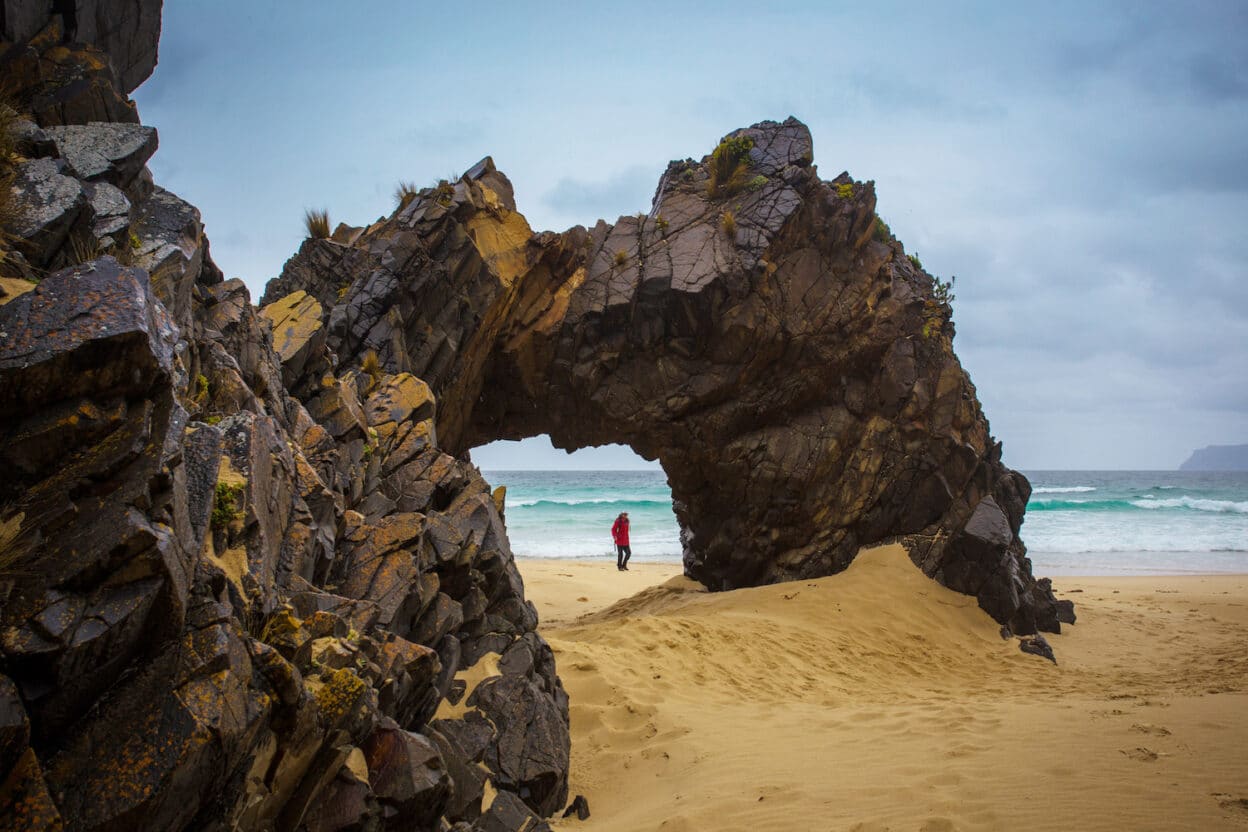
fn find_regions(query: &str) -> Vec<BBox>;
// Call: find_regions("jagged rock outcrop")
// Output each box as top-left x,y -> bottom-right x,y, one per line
0,9 -> 569,832
1,0 -> 162,93
271,120 -> 1072,636
1,1 -> 1071,828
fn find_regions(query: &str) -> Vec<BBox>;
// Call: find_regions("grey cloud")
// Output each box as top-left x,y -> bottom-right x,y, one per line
541,165 -> 660,225
845,73 -> 1005,122
1185,53 -> 1248,103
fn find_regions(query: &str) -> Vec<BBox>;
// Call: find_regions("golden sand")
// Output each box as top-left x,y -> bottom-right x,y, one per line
517,546 -> 1248,831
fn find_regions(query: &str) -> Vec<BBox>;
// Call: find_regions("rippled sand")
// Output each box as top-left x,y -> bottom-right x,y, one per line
518,546 -> 1248,831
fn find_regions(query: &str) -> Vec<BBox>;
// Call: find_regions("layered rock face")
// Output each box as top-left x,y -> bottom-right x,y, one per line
1,2 -> 1070,828
1,0 -> 162,94
1,9 -> 568,832
272,122 -> 1073,637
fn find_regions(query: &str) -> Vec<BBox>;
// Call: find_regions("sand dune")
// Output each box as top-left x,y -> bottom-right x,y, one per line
517,545 -> 1248,831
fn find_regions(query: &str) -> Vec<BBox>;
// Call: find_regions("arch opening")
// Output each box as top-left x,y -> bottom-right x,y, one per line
471,436 -> 683,563
272,117 -> 1070,634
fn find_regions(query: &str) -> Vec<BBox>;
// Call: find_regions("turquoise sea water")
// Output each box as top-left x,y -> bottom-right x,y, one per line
484,470 -> 1248,575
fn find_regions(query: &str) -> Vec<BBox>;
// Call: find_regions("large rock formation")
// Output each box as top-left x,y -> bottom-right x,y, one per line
0,0 -> 162,93
0,7 -> 568,831
0,2 -> 1072,829
269,121 -> 1073,636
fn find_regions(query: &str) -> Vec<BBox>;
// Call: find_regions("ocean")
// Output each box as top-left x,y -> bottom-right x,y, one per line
483,470 -> 1248,576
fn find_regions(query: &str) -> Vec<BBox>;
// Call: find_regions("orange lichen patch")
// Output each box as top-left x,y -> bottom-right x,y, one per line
261,608 -> 307,650
0,278 -> 36,306
51,695 -> 205,823
0,747 -> 64,830
525,266 -> 586,342
368,513 -> 425,550
314,668 -> 367,726
258,290 -> 323,363
375,633 -> 439,681
465,210 -> 533,287
382,418 -> 436,473
477,183 -> 507,213
364,373 -> 434,442
491,486 -> 506,516
299,423 -> 333,455
422,453 -> 457,489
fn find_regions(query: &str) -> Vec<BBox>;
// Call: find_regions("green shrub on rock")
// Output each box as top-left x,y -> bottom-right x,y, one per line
211,482 -> 245,530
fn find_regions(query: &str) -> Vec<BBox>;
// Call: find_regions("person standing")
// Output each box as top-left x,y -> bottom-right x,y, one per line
611,512 -> 631,571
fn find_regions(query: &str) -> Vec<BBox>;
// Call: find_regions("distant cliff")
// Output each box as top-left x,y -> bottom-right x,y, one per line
1180,444 -> 1248,471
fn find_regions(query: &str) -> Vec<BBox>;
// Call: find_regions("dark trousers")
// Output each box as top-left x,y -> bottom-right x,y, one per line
51,0 -> 76,42
616,544 -> 631,569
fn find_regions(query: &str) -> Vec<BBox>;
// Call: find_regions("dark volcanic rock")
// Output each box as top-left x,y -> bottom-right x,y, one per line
473,790 -> 553,832
362,717 -> 451,827
562,794 -> 591,820
0,17 -> 569,828
43,121 -> 158,193
1,0 -> 163,93
7,158 -> 88,268
271,117 -> 1068,636
1020,634 -> 1057,664
468,674 -> 570,817
1,6 -> 1068,830
0,25 -> 140,125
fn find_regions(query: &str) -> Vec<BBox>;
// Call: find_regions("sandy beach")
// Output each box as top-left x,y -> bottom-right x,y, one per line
516,546 -> 1248,831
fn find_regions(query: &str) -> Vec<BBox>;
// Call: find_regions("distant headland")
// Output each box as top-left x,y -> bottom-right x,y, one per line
1179,444 -> 1248,471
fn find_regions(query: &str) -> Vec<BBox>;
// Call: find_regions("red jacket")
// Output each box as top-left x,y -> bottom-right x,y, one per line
611,516 -> 630,546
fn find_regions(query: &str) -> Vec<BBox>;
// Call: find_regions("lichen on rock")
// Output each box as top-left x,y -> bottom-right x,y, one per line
0,3 -> 1070,830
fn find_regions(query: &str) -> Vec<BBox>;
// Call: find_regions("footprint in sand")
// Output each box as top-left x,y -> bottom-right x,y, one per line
1120,747 -> 1160,762
1130,723 -> 1171,736
1212,794 -> 1248,813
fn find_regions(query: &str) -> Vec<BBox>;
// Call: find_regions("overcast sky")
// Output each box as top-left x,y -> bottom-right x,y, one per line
134,1 -> 1247,471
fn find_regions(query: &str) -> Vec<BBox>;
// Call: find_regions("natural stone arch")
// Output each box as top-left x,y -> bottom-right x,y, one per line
267,119 -> 1071,634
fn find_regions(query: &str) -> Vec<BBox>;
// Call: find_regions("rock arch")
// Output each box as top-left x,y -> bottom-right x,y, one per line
265,118 -> 1071,634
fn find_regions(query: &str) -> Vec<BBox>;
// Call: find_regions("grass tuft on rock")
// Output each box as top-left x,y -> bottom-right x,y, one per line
394,181 -> 419,208
613,249 -> 628,267
706,135 -> 755,198
361,349 -> 382,391
433,179 -> 455,207
304,209 -> 331,240
720,210 -> 737,238
0,509 -> 30,577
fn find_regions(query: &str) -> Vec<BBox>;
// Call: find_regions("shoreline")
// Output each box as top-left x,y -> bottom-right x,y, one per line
515,552 -> 1248,579
515,548 -> 1248,831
